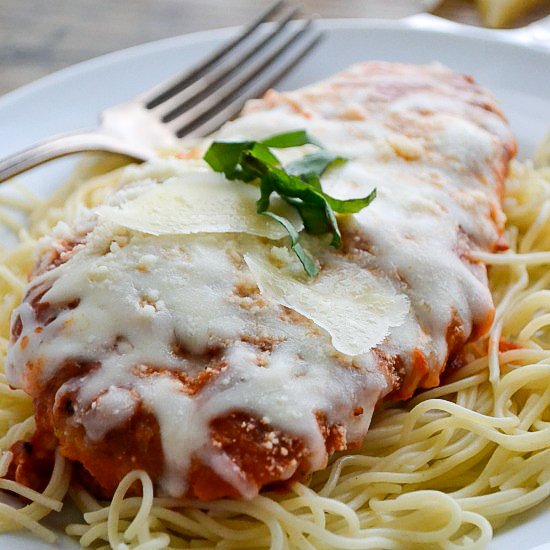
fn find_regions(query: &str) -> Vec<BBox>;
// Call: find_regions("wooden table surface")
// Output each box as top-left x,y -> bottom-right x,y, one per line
1,0 -> 549,96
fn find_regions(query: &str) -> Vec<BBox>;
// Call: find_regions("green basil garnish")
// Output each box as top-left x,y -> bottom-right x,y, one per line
203,130 -> 376,276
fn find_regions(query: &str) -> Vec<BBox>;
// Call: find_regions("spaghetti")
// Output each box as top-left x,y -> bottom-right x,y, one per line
0,152 -> 548,549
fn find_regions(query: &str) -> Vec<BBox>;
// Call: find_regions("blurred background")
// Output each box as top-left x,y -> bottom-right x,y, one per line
1,0 -> 549,96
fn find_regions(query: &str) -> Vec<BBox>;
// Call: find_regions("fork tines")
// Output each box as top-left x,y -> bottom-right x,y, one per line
142,0 -> 323,139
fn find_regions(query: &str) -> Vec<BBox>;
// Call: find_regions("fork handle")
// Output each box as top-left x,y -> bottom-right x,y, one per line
0,130 -> 152,184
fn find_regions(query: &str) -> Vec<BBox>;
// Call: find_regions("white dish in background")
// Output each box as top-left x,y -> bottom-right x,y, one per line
0,14 -> 548,550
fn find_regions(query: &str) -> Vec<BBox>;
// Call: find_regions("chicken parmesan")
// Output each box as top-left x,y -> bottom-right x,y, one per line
5,62 -> 516,501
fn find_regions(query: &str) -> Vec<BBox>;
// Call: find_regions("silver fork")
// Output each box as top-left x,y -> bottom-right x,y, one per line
0,1 -> 322,184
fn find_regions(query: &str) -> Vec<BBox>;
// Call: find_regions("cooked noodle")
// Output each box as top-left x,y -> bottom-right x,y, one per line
0,153 -> 548,549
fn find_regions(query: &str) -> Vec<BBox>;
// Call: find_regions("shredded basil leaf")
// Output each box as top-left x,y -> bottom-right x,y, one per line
249,142 -> 280,168
323,187 -> 377,214
203,130 -> 376,276
261,211 -> 319,277
286,150 -> 345,180
203,141 -> 254,179
260,130 -> 323,149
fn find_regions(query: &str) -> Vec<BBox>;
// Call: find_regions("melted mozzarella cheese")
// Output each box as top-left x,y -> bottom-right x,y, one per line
6,62 -> 513,499
10,225 -> 389,496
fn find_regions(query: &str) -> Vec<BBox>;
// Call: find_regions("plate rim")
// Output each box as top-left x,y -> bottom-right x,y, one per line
1,14 -> 548,111
0,12 -> 548,550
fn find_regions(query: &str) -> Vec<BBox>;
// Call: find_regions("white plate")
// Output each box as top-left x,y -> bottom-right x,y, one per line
0,14 -> 548,550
